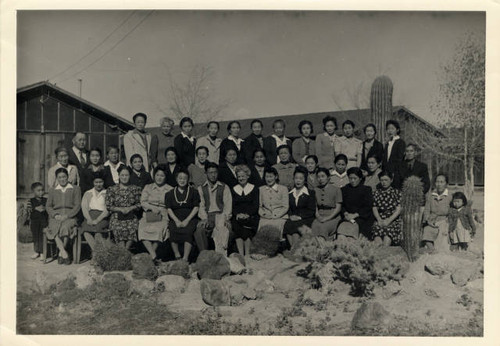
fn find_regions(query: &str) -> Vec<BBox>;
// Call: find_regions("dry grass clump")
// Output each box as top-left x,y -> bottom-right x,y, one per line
251,225 -> 282,256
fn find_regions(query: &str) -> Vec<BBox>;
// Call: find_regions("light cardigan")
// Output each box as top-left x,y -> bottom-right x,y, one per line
47,162 -> 79,188
46,184 -> 81,219
315,132 -> 340,169
258,184 -> 289,219
292,137 -> 316,165
123,129 -> 153,172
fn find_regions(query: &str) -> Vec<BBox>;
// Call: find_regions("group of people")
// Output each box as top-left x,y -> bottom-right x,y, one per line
26,112 -> 476,265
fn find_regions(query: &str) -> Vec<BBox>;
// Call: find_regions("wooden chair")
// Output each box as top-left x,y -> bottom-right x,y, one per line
73,227 -> 110,264
42,227 -> 79,264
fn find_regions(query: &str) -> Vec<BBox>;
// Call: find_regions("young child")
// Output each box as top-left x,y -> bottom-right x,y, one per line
28,182 -> 48,260
448,192 -> 476,251
129,154 -> 153,189
329,154 -> 349,188
272,145 -> 297,191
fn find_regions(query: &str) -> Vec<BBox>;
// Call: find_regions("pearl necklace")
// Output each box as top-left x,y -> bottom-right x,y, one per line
174,186 -> 190,205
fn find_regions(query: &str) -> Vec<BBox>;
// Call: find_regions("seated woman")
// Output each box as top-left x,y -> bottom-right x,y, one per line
257,167 -> 289,239
329,154 -> 349,188
284,166 -> 317,248
80,147 -> 106,194
311,168 -> 342,240
47,147 -> 79,188
272,145 -> 297,191
139,166 -> 173,262
105,166 -> 142,250
165,170 -> 200,261
163,147 -> 183,187
129,154 -> 153,189
337,167 -> 374,240
422,174 -> 452,252
304,155 -> 319,189
45,168 -> 81,264
219,121 -> 245,165
363,155 -> 382,192
81,171 -> 109,253
188,146 -> 209,188
218,148 -> 239,188
372,171 -> 402,246
292,120 -> 316,166
249,149 -> 269,188
231,165 -> 260,259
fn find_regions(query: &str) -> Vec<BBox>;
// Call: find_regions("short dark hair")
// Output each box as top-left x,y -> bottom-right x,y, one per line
55,167 -> 68,178
180,117 -> 194,128
164,147 -> 179,163
378,170 -> 393,180
386,120 -> 401,134
322,115 -> 337,131
276,144 -> 291,156
31,182 -> 43,190
227,121 -> 241,132
196,146 -> 209,156
451,191 -> 468,207
293,165 -> 308,178
272,119 -> 285,129
366,155 -> 381,164
133,112 -> 147,123
316,167 -> 330,177
298,120 -> 313,135
364,123 -> 377,134
175,168 -> 190,179
305,155 -> 319,165
117,165 -> 132,175
153,165 -> 167,178
106,145 -> 119,155
406,143 -> 419,151
251,119 -> 263,128
130,153 -> 143,165
347,167 -> 363,179
342,120 -> 355,129
264,167 -> 279,177
89,147 -> 102,157
205,162 -> 219,172
54,147 -> 69,156
253,148 -> 266,159
207,121 -> 219,129
435,173 -> 449,184
334,154 -> 348,164
224,148 -> 237,158
92,171 -> 105,181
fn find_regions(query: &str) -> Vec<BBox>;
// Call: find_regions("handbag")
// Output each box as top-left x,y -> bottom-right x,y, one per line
145,211 -> 162,223
117,211 -> 136,221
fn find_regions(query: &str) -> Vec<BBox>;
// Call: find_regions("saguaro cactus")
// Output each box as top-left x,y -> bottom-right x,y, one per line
370,76 -> 393,141
401,176 -> 424,262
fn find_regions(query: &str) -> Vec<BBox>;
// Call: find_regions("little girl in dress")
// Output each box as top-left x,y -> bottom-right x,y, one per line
448,192 -> 476,251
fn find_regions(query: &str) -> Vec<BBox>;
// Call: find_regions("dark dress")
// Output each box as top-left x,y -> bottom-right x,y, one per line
361,139 -> 384,171
161,163 -> 183,187
284,189 -> 317,235
29,197 -> 48,254
174,134 -> 196,168
339,184 -> 374,239
393,160 -> 431,196
165,186 -> 200,244
372,186 -> 403,244
242,133 -> 264,164
105,184 -> 142,242
219,138 -> 245,165
129,168 -> 153,190
231,184 -> 260,240
80,166 -> 106,194
249,164 -> 268,188
263,136 -> 292,166
218,162 -> 239,188
383,138 -> 406,173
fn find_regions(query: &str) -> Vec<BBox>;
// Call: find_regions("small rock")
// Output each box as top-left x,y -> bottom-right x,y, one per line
351,302 -> 390,332
129,279 -> 155,296
157,291 -> 176,306
229,252 -> 246,267
303,289 -> 325,304
131,253 -> 157,281
72,266 -> 99,290
157,260 -> 190,279
425,261 -> 447,276
33,270 -> 51,294
227,256 -> 246,275
194,250 -> 231,280
200,279 -> 231,306
242,288 -> 257,300
155,275 -> 186,294
250,253 -> 268,261
451,267 -> 476,287
424,288 -> 440,298
466,279 -> 483,292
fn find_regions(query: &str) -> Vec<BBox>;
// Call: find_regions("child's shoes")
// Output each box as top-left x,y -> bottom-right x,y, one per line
30,253 -> 40,259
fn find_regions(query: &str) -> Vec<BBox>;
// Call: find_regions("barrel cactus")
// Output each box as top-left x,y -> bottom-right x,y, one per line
401,176 -> 424,262
370,76 -> 393,141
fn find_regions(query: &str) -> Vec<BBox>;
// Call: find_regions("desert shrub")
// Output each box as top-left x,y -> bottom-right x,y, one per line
251,225 -> 282,256
92,239 -> 132,271
298,238 -> 407,297
17,202 -> 33,243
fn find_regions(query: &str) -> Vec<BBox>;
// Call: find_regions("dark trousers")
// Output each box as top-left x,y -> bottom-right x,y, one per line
30,219 -> 46,253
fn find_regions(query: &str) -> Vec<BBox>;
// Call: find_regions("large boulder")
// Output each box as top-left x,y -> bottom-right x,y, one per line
156,275 -> 186,294
425,262 -> 447,277
351,302 -> 390,332
200,279 -> 231,306
129,279 -> 156,297
227,256 -> 246,275
131,253 -> 157,281
157,260 -> 190,279
451,266 -> 478,287
194,250 -> 231,280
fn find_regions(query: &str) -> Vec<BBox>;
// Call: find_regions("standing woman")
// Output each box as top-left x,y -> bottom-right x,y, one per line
80,147 -> 105,194
218,148 -> 239,188
257,167 -> 289,238
163,147 -> 183,187
123,113 -> 153,172
188,146 -> 209,188
263,119 -> 292,166
129,154 -> 153,189
174,117 -> 197,168
81,172 -> 109,253
361,123 -> 384,173
383,120 -> 406,173
315,115 -> 340,169
103,145 -> 125,188
335,120 -> 362,169
304,155 -> 319,189
45,168 -> 81,264
105,166 -> 142,250
311,168 -> 343,240
337,167 -> 374,240
139,166 -> 173,262
249,149 -> 269,188
165,170 -> 200,261
372,171 -> 402,246
363,155 -> 383,192
220,121 -> 245,165
47,147 -> 79,188
231,165 -> 260,259
196,121 -> 222,164
284,167 -> 316,248
150,117 -> 175,168
243,120 -> 265,164
292,120 -> 316,166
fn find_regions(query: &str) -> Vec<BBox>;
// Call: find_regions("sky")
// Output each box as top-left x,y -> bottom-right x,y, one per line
17,10 -> 485,127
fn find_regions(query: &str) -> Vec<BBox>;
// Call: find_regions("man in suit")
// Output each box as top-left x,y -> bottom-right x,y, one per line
68,132 -> 89,174
393,143 -> 431,195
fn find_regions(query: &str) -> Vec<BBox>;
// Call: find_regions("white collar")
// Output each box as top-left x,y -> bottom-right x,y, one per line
181,132 -> 195,141
228,135 -> 244,144
203,180 -> 223,189
432,189 -> 449,198
290,186 -> 309,197
331,170 -> 347,178
55,183 -> 74,192
324,132 -> 337,138
104,160 -> 123,167
56,162 -> 74,171
92,188 -> 106,196
267,183 -> 279,192
389,135 -> 400,143
272,134 -> 289,143
233,183 -> 255,196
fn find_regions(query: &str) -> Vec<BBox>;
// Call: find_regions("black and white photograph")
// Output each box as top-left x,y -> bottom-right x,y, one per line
3,4 -> 497,341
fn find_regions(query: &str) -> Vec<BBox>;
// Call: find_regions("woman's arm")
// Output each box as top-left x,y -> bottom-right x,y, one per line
167,208 -> 181,224
384,206 -> 401,225
46,190 -> 56,218
181,207 -> 199,224
81,192 -> 92,221
140,186 -> 156,211
274,187 -> 290,219
66,188 -> 82,218
372,207 -> 382,223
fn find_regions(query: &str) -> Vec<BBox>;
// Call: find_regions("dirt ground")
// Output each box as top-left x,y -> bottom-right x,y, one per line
16,190 -> 484,336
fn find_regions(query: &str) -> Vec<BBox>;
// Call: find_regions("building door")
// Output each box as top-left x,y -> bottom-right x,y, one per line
44,134 -> 65,187
17,133 -> 42,196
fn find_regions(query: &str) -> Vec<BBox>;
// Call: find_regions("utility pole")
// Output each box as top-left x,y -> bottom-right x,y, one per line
78,78 -> 83,97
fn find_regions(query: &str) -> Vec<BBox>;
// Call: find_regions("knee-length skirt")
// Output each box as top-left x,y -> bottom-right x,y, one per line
311,209 -> 341,240
46,217 -> 78,240
231,216 -> 258,240
109,214 -> 139,242
372,218 -> 403,245
138,210 -> 169,242
81,210 -> 109,234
